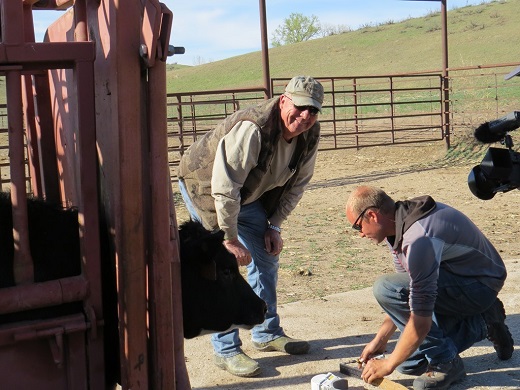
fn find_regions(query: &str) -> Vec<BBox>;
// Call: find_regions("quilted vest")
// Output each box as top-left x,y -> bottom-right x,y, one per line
178,96 -> 320,230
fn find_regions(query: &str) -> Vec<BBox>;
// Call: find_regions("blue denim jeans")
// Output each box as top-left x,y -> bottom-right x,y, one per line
178,179 -> 203,225
178,180 -> 284,357
373,271 -> 492,370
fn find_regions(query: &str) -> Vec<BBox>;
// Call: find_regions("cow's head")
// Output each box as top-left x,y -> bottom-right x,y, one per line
178,220 -> 266,339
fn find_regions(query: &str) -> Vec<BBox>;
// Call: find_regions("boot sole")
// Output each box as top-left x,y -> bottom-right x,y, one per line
413,369 -> 466,390
253,342 -> 310,354
214,361 -> 261,377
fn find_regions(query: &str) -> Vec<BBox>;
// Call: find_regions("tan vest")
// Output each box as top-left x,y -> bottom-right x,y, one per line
178,97 -> 320,230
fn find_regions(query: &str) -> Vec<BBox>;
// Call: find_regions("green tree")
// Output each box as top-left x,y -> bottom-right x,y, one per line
271,13 -> 321,47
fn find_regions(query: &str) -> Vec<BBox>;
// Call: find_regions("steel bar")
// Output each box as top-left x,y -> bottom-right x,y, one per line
0,276 -> 89,315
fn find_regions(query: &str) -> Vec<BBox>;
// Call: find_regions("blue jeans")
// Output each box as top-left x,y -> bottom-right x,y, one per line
373,271 -> 492,370
178,180 -> 284,357
178,179 -> 203,225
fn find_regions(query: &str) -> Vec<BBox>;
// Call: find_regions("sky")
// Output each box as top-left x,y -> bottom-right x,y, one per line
31,0 -> 489,66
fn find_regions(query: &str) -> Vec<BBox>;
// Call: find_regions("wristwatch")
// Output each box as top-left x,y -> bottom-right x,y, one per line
267,223 -> 282,233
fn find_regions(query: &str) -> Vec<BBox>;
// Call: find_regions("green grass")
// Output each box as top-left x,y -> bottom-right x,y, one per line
168,0 -> 520,93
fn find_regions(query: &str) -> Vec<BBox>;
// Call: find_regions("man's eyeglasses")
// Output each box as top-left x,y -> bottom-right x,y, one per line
285,95 -> 320,116
352,205 -> 378,231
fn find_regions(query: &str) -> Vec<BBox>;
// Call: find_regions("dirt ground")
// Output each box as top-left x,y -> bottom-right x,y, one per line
174,135 -> 520,389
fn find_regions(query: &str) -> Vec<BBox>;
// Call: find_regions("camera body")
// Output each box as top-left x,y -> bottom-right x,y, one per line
469,66 -> 520,200
468,144 -> 520,200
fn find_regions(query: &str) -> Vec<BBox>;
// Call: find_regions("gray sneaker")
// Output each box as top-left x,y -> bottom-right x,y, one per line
413,355 -> 466,390
214,352 -> 260,377
482,298 -> 514,360
252,336 -> 310,355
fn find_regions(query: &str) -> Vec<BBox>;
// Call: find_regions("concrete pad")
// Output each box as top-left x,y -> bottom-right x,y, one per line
184,258 -> 520,389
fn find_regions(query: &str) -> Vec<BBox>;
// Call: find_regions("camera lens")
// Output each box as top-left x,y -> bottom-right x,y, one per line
468,166 -> 497,200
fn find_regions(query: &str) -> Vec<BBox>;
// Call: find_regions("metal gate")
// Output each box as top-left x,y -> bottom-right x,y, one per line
0,1 -> 188,389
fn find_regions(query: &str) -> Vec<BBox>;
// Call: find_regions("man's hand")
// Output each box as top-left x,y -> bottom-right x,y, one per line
264,228 -> 283,256
361,358 -> 394,384
360,312 -> 431,385
359,341 -> 386,365
359,315 -> 395,364
223,238 -> 252,266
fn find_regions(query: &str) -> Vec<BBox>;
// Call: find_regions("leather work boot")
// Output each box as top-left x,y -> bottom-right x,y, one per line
214,352 -> 260,377
396,358 -> 428,375
413,355 -> 466,390
252,335 -> 310,355
482,298 -> 514,360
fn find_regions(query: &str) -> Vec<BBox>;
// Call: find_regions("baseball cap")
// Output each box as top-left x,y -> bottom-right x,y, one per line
284,76 -> 324,111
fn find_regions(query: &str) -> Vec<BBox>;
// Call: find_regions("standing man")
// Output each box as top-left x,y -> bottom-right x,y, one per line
345,185 -> 514,390
178,76 -> 324,377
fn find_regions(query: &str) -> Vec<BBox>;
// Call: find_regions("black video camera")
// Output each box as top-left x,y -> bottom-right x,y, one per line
468,111 -> 520,200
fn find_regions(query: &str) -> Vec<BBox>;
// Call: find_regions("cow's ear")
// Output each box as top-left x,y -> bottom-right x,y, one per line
214,230 -> 225,240
203,232 -> 226,254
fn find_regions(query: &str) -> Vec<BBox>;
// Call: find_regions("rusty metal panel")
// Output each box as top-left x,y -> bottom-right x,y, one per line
6,70 -> 35,285
148,56 -> 190,389
0,314 -> 89,390
145,4 -> 189,388
43,6 -> 106,390
45,10 -> 79,205
0,1 -> 106,388
85,0 -> 149,388
25,0 -> 73,9
1,1 -> 193,388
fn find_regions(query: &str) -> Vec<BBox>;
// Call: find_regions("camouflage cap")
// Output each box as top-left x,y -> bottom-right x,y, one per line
284,76 -> 324,111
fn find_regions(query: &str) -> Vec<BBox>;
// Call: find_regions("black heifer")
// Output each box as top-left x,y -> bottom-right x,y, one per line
178,220 -> 267,339
0,193 -> 265,338
0,192 -> 81,289
0,192 -> 85,324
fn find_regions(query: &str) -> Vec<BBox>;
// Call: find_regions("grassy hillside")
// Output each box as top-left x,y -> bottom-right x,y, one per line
167,0 -> 520,93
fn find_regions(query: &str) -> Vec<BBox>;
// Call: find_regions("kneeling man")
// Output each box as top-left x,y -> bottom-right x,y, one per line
345,185 -> 514,390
